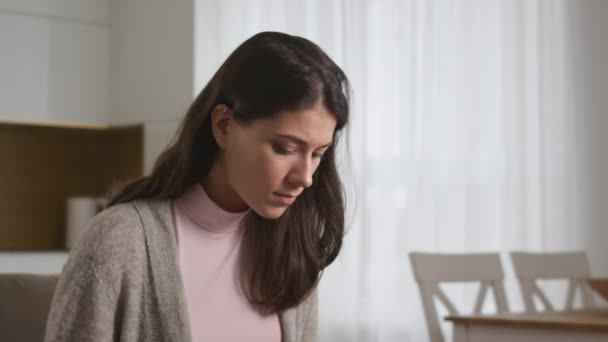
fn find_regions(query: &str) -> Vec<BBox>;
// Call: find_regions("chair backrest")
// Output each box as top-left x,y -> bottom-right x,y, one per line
0,273 -> 58,342
510,251 -> 595,312
409,252 -> 510,342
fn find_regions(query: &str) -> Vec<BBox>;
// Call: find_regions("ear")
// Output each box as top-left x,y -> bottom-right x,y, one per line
210,104 -> 233,149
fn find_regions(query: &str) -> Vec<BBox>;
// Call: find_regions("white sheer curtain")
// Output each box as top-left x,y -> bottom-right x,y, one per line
194,1 -> 580,341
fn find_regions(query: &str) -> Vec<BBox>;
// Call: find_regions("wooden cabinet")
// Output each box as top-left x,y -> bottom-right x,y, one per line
0,121 -> 143,250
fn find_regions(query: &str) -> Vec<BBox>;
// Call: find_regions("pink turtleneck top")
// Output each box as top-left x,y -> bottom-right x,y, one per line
172,183 -> 281,342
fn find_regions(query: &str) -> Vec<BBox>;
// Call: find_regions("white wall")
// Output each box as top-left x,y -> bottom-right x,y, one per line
568,0 -> 608,276
110,0 -> 194,173
0,0 -> 110,124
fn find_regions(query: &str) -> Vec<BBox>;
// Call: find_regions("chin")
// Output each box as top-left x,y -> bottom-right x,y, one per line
255,206 -> 288,220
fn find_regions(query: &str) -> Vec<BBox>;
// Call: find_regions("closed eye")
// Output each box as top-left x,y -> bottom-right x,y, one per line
272,143 -> 296,155
312,151 -> 325,159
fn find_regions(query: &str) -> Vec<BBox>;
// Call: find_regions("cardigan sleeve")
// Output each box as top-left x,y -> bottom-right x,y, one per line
300,287 -> 319,342
44,203 -> 145,342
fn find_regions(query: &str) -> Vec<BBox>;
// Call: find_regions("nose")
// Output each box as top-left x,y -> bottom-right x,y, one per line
287,157 -> 314,189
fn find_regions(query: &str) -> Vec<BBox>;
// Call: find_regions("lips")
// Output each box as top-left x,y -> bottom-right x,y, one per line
275,192 -> 298,197
273,192 -> 297,206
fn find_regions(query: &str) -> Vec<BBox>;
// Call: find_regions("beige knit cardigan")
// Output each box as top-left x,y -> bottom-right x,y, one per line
44,198 -> 317,342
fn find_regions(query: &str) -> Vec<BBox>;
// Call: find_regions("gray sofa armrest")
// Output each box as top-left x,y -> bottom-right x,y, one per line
0,273 -> 58,342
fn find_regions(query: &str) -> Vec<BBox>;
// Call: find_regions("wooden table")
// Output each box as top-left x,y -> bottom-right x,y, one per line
446,309 -> 608,342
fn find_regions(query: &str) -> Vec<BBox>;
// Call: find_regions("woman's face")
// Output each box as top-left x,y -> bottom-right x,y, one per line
206,100 -> 337,219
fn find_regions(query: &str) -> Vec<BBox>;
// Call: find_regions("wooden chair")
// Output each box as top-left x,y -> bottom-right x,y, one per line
409,252 -> 510,342
510,251 -> 595,312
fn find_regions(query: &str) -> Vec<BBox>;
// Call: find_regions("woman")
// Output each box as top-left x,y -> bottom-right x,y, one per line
44,31 -> 350,342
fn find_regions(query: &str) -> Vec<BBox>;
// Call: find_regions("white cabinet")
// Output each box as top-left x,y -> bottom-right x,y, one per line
0,0 -> 110,23
0,13 -> 51,123
110,0 -> 194,126
0,0 -> 110,125
0,251 -> 69,274
47,19 -> 109,124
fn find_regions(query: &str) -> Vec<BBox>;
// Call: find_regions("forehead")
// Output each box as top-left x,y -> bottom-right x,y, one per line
254,103 -> 337,146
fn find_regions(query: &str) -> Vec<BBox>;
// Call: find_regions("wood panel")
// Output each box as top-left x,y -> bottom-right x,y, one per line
0,122 -> 142,250
446,309 -> 608,332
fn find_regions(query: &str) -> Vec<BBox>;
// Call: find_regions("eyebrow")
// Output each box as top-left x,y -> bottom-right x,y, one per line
275,134 -> 332,149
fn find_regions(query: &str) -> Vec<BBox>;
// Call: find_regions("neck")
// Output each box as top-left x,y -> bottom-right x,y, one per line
201,161 -> 248,213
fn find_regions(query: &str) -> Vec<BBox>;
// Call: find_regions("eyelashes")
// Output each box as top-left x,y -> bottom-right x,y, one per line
272,143 -> 325,159
272,143 -> 295,155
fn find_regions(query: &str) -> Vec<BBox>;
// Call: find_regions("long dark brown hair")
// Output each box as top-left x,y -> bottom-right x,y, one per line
108,31 -> 350,313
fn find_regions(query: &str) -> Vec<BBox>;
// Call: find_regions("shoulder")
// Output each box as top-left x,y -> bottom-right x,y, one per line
45,202 -> 157,341
81,202 -> 144,251
65,202 -> 147,275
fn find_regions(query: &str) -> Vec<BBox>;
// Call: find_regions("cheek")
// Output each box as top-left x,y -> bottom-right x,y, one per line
225,144 -> 258,188
254,149 -> 295,190
229,147 -> 285,194
257,152 -> 286,184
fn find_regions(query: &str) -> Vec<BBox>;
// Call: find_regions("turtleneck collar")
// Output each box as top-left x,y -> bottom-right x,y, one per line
174,183 -> 249,233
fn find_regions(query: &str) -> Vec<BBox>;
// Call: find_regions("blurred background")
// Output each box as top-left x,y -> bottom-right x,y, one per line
1,0 -> 607,341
